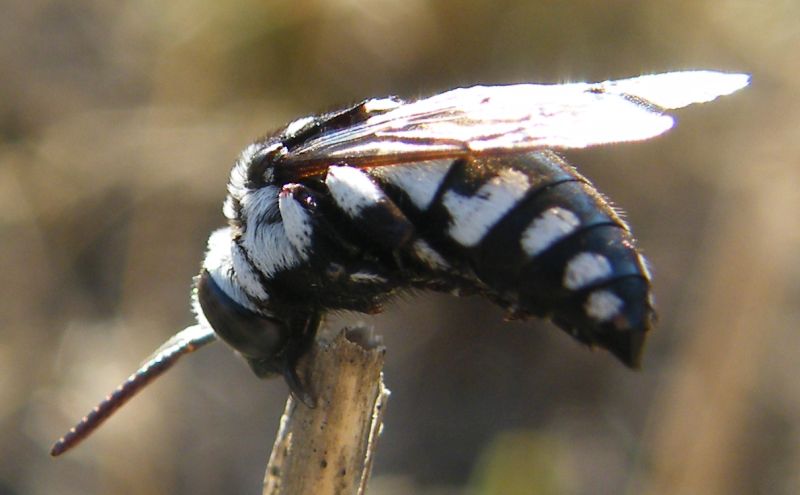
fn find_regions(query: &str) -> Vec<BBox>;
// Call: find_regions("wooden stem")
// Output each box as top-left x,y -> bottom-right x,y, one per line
263,326 -> 390,495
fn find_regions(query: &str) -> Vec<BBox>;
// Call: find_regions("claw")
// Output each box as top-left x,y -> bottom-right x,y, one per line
282,364 -> 316,408
280,312 -> 322,408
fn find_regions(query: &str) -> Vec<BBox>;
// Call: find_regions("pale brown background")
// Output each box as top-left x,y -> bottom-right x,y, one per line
1,1 -> 795,494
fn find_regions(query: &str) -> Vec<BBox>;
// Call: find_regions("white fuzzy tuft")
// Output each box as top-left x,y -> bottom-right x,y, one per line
585,289 -> 624,322
225,142 -> 281,222
201,228 -> 261,313
563,252 -> 613,290
278,186 -> 314,256
326,166 -> 386,217
412,240 -> 450,270
443,168 -> 529,247
349,272 -> 389,284
283,116 -> 315,137
521,207 -> 580,257
232,184 -> 309,279
371,160 -> 451,210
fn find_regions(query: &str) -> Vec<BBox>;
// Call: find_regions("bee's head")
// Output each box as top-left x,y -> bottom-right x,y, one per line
195,228 -> 287,377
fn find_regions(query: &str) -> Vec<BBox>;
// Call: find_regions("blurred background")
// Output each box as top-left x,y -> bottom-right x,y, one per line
0,0 -> 795,494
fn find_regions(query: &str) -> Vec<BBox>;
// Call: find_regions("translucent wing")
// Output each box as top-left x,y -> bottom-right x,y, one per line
276,71 -> 749,177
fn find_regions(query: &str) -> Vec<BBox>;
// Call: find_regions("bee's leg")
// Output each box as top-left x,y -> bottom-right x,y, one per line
279,182 -> 365,259
279,182 -> 399,312
278,183 -> 322,260
325,165 -> 415,252
280,312 -> 322,408
279,180 -> 390,262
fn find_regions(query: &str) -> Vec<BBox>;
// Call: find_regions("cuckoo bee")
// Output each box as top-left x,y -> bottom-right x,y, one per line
52,70 -> 748,455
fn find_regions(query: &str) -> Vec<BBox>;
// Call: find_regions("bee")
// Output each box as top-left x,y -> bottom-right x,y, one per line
52,70 -> 748,456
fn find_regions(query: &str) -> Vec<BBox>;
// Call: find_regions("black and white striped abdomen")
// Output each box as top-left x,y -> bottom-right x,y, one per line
370,150 -> 654,366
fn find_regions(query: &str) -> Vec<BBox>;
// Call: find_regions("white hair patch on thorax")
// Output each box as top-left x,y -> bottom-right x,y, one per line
326,166 -> 385,217
238,184 -> 281,225
228,143 -> 260,193
442,168 -> 530,247
202,228 -> 262,312
278,187 -> 314,256
521,207 -> 580,257
230,243 -> 269,301
563,252 -> 613,290
371,159 -> 452,210
225,142 -> 283,222
241,219 -> 307,279
585,289 -> 624,322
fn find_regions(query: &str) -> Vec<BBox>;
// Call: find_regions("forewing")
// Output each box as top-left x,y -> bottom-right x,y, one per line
276,71 -> 749,176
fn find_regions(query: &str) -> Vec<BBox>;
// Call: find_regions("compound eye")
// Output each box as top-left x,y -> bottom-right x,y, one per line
196,270 -> 285,360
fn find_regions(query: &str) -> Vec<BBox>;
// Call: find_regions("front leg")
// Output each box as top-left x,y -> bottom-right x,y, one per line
325,165 -> 415,251
281,312 -> 322,407
244,311 -> 322,407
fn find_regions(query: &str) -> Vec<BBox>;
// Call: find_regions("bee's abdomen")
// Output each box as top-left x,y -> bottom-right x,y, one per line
385,151 -> 654,366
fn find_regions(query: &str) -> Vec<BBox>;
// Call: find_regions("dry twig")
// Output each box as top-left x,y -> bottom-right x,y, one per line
263,326 -> 390,495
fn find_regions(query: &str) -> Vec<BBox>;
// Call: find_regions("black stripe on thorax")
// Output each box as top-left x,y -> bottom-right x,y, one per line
232,235 -> 276,308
